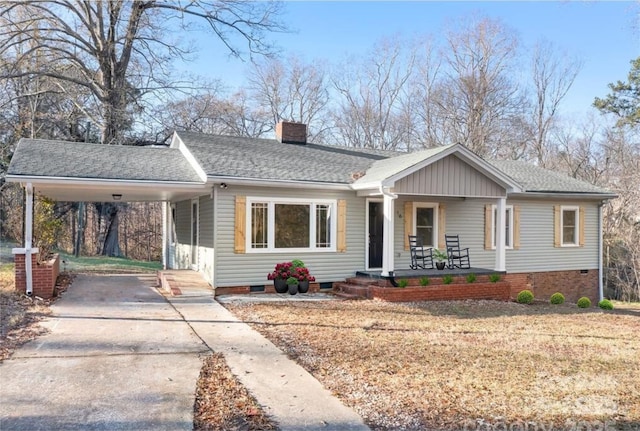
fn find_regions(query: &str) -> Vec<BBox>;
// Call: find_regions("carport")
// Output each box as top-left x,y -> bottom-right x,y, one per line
6,137 -> 209,296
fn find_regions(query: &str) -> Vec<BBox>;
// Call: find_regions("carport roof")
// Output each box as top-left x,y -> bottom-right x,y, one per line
8,138 -> 204,183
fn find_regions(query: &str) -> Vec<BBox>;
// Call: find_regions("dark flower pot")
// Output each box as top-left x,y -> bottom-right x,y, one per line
298,280 -> 309,293
274,278 -> 288,293
436,261 -> 446,270
288,283 -> 298,295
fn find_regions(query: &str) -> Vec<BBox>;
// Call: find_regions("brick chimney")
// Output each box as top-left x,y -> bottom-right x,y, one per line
276,121 -> 307,144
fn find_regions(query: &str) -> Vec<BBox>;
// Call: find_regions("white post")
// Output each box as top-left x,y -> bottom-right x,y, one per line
161,201 -> 168,270
381,190 -> 396,277
24,183 -> 34,295
494,197 -> 506,272
598,202 -> 604,301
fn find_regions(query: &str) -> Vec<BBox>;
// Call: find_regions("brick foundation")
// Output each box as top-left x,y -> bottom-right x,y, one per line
215,282 -> 321,296
13,252 -> 60,299
504,269 -> 599,304
369,281 -> 511,302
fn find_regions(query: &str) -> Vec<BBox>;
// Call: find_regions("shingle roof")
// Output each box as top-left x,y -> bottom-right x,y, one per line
8,138 -> 203,183
488,160 -> 613,194
352,144 -> 456,185
176,131 -> 395,184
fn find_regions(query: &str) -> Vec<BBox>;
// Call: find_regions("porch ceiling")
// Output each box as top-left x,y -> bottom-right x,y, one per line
15,178 -> 208,202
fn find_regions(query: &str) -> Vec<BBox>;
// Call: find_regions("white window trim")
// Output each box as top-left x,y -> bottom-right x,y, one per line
491,204 -> 514,250
561,205 -> 580,247
246,197 -> 337,253
412,202 -> 438,248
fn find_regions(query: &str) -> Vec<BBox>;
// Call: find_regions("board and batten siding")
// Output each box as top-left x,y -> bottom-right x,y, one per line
394,155 -> 505,198
214,186 -> 366,287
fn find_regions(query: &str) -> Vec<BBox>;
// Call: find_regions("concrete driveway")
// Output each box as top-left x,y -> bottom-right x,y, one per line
0,274 -> 208,431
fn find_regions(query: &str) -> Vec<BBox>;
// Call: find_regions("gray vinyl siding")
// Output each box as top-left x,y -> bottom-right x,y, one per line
198,195 -> 213,248
443,198 -> 598,272
394,155 -> 505,198
394,197 -> 599,272
173,199 -> 192,269
175,200 -> 191,246
215,186 -> 366,287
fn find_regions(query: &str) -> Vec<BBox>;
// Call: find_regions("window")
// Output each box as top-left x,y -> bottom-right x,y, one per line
561,206 -> 579,246
492,205 -> 513,249
413,203 -> 438,247
247,198 -> 336,252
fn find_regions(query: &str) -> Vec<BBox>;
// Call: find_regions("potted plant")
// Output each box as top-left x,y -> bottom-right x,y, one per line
286,276 -> 299,295
432,248 -> 448,270
267,262 -> 293,293
294,266 -> 315,293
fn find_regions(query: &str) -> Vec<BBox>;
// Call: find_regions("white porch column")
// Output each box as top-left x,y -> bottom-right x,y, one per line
24,183 -> 34,295
381,189 -> 396,277
161,201 -> 168,270
494,196 -> 506,272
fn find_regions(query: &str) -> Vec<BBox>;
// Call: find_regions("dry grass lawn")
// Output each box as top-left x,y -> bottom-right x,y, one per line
226,299 -> 640,430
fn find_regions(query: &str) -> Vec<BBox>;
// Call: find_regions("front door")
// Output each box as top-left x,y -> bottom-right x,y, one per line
368,201 -> 384,269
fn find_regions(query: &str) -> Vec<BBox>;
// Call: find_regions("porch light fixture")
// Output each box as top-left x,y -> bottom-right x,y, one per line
112,194 -> 122,201
219,183 -> 228,189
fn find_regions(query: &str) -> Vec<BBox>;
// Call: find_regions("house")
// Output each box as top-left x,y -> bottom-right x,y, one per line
7,122 -> 616,303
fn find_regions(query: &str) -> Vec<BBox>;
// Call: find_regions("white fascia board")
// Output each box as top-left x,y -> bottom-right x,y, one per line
173,134 -> 208,182
5,174 -> 207,190
351,181 -> 383,191
507,191 -> 618,200
208,176 -> 352,191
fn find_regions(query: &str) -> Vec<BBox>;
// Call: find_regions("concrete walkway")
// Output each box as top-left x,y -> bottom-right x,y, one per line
0,273 -> 369,431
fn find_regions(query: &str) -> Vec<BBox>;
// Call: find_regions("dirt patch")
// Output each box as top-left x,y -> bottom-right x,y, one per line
194,353 -> 278,431
226,299 -> 640,431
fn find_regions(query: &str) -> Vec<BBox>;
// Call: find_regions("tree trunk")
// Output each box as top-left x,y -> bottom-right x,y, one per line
101,203 -> 121,257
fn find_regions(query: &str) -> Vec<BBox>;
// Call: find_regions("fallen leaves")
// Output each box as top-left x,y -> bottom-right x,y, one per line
226,299 -> 640,430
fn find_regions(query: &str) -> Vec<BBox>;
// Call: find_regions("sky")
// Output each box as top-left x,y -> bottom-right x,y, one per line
186,1 -> 640,119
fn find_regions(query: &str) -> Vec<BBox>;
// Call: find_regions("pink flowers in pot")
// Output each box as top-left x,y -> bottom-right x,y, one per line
267,260 -> 315,282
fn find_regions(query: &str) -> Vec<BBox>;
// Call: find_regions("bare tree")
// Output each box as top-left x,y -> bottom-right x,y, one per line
332,37 -> 416,150
249,55 -> 331,141
0,0 -> 283,255
435,15 -> 522,157
526,39 -> 582,166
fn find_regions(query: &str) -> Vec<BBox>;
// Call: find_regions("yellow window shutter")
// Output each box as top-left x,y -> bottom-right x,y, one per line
337,199 -> 347,252
484,204 -> 493,250
579,206 -> 585,247
553,205 -> 561,247
404,201 -> 413,250
438,204 -> 446,249
513,205 -> 521,250
234,196 -> 246,254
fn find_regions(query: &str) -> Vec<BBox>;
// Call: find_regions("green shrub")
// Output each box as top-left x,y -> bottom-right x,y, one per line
577,297 -> 592,308
398,278 -> 409,288
291,259 -> 305,269
517,290 -> 534,304
442,275 -> 454,285
598,299 -> 614,310
419,276 -> 430,286
489,273 -> 501,283
550,293 -> 565,305
466,273 -> 477,283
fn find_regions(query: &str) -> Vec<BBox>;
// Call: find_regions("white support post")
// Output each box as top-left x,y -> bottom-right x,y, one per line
24,183 -> 34,295
494,197 -> 506,272
161,201 -> 168,270
381,190 -> 396,277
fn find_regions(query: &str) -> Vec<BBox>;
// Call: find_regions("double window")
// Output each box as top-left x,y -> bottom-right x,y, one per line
248,198 -> 336,252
